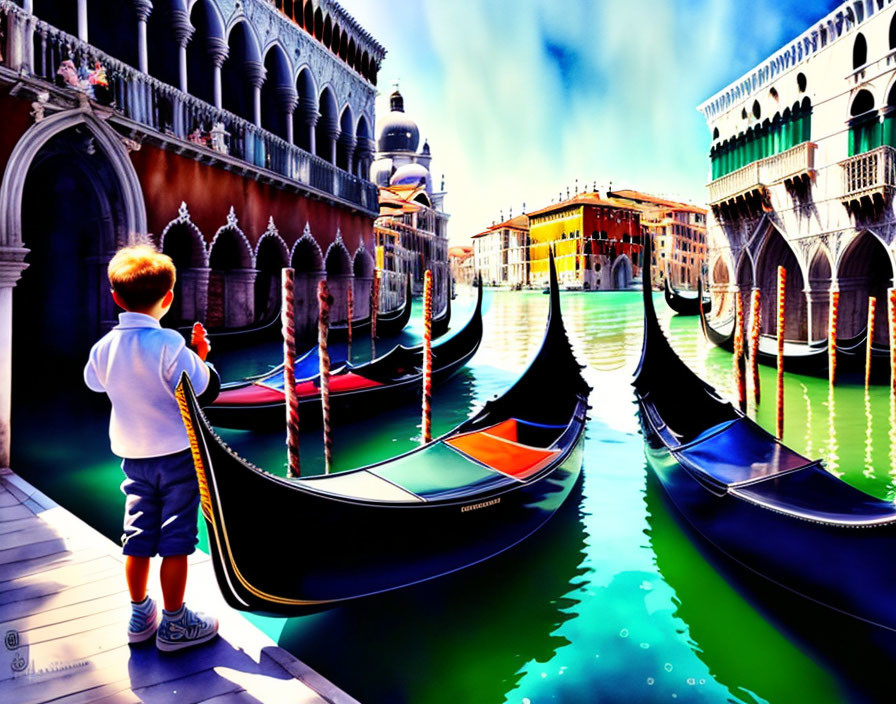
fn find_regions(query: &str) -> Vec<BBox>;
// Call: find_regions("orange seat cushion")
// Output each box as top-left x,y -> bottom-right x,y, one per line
445,430 -> 559,480
213,373 -> 383,406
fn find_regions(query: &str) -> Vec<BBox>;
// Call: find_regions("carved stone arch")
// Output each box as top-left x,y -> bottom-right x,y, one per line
160,202 -> 210,326
351,241 -> 375,319
0,109 -> 146,249
611,254 -> 632,290
325,230 -> 353,324
254,218 -> 290,320
224,15 -> 263,63
187,0 -> 226,39
753,223 -> 808,339
807,244 -> 834,341
290,223 -> 325,272
207,207 -> 257,328
735,249 -> 754,290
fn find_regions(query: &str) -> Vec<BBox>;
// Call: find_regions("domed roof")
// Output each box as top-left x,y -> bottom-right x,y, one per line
376,89 -> 420,153
369,158 -> 394,187
390,162 -> 429,187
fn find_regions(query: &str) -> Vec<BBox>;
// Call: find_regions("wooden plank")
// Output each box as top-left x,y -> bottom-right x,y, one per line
0,489 -> 21,507
0,515 -> 43,535
0,593 -> 128,636
0,537 -> 69,567
0,546 -> 110,583
0,503 -> 37,522
15,603 -> 131,647
0,559 -> 122,607
0,554 -> 118,595
50,681 -> 142,704
0,524 -> 66,551
0,573 -> 125,624
200,692 -> 259,703
130,668 -> 246,704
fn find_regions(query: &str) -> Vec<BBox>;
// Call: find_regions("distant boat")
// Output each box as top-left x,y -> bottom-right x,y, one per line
663,277 -> 711,316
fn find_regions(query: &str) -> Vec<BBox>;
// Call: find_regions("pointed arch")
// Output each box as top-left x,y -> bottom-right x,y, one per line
316,86 -> 339,162
807,246 -> 833,342
186,0 -> 226,107
161,203 -> 209,326
754,226 -> 807,339
222,20 -> 263,123
254,224 -> 290,320
611,254 -> 632,290
837,231 -> 894,343
337,104 -> 355,171
352,243 -> 375,319
325,237 -> 352,276
735,250 -> 754,290
293,66 -> 318,152
207,209 -> 256,328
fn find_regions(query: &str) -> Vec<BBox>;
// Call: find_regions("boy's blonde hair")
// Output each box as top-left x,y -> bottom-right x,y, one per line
108,244 -> 176,312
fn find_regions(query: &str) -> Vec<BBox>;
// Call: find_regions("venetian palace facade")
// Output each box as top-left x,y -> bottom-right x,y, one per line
0,0 -> 383,466
701,0 -> 896,344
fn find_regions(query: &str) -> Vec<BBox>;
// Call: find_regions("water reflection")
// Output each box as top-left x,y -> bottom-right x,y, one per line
277,480 -> 590,704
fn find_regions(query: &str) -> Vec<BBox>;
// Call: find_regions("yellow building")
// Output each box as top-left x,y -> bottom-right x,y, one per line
528,193 -> 642,290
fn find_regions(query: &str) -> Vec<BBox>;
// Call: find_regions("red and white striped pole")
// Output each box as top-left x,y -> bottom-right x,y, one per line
318,280 -> 332,473
749,289 -> 761,405
889,289 -> 896,397
347,282 -> 353,359
828,289 -> 839,387
371,271 -> 380,358
281,268 -> 300,478
866,296 -> 876,388
422,270 -> 433,444
776,266 -> 786,439
734,292 -> 746,412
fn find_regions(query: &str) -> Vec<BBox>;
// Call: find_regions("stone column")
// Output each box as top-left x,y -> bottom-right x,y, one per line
170,9 -> 193,93
224,268 -> 257,327
277,87 -> 299,145
327,125 -> 340,165
0,247 -> 29,469
208,37 -> 228,111
180,267 -> 210,323
244,61 -> 266,128
77,0 -> 88,42
301,98 -> 319,154
134,1 -> 152,74
340,133 -> 357,174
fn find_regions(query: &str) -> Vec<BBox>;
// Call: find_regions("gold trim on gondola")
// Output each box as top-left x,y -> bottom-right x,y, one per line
176,380 -> 324,607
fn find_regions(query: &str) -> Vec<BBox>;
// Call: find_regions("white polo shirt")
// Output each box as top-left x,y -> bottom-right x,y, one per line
84,312 -> 210,459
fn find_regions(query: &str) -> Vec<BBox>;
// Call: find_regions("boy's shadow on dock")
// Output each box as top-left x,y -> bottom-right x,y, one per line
127,639 -> 297,702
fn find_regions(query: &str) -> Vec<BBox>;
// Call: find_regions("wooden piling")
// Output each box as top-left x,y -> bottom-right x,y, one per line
281,268 -> 300,478
422,270 -> 433,444
889,289 -> 896,397
866,296 -> 876,388
318,280 -> 332,473
371,271 -> 380,358
776,266 -> 786,439
347,281 -> 353,358
749,289 -> 761,404
734,292 -> 746,411
828,289 -> 839,387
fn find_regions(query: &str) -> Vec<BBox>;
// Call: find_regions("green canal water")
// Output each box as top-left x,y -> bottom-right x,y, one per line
13,289 -> 896,703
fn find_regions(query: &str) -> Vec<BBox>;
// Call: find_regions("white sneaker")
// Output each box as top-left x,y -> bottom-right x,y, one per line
128,596 -> 158,644
155,604 -> 218,652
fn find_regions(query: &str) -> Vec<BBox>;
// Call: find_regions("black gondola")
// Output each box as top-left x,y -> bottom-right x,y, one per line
634,232 -> 896,633
664,277 -> 711,316
175,253 -> 590,615
697,279 -> 735,352
204,282 -> 480,429
177,276 -> 421,352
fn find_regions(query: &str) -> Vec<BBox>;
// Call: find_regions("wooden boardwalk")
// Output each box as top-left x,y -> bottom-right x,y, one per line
0,469 -> 359,704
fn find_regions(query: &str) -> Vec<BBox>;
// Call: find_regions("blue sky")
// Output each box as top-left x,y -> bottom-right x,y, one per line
341,0 -> 843,241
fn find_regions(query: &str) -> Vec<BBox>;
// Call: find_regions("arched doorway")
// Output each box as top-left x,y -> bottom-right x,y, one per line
261,44 -> 295,142
207,215 -> 256,328
352,246 -> 375,320
325,237 -> 353,325
186,0 -> 224,107
611,254 -> 632,290
160,204 -> 209,327
317,87 -> 338,163
291,229 -> 324,339
221,20 -> 262,124
254,230 -> 289,321
294,67 -> 317,153
755,228 -> 806,340
807,248 -> 832,342
837,232 -> 892,343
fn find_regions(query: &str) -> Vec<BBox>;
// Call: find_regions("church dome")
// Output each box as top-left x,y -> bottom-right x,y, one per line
376,89 -> 420,153
390,162 -> 429,187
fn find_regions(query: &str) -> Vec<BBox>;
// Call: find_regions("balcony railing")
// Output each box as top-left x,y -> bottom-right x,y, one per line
839,145 -> 896,203
708,142 -> 816,205
0,1 -> 379,214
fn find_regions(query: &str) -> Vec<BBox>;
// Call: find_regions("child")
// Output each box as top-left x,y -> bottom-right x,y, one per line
84,244 -> 220,652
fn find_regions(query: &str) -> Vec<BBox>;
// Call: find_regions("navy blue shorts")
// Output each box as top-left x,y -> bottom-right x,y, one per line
120,449 -> 199,557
